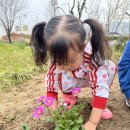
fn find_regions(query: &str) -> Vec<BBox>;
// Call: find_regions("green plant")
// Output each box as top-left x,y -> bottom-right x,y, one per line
52,104 -> 85,130
33,88 -> 86,130
21,124 -> 30,130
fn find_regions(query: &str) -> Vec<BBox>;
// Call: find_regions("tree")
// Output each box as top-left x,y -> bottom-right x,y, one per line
85,0 -> 101,20
47,0 -> 86,19
68,0 -> 86,19
46,0 -> 67,21
0,0 -> 25,43
104,0 -> 129,32
46,0 -> 58,20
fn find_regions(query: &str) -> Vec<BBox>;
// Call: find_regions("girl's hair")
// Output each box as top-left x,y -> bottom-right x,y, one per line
84,19 -> 111,66
31,15 -> 110,66
30,22 -> 47,65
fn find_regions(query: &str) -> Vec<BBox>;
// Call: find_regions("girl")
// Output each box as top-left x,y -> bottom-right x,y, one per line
31,15 -> 116,130
118,41 -> 130,108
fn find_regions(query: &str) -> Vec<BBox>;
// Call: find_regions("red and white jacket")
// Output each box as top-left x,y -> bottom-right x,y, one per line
45,42 -> 116,109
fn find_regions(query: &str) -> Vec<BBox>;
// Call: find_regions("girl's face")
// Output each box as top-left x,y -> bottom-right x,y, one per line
57,48 -> 83,71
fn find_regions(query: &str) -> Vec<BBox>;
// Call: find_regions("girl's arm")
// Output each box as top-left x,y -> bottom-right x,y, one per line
45,64 -> 60,104
89,107 -> 103,124
84,107 -> 103,130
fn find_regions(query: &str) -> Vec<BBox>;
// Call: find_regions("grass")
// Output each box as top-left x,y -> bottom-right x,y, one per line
0,41 -> 47,90
112,43 -> 125,64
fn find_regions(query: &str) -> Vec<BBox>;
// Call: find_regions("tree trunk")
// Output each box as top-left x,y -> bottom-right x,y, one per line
7,31 -> 12,43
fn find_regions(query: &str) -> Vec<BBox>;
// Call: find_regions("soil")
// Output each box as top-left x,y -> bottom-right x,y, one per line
0,74 -> 130,130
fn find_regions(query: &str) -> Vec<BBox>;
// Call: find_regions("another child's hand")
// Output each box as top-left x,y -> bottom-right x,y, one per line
83,120 -> 97,130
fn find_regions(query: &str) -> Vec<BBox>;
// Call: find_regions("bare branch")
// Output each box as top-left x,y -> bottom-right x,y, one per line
126,12 -> 130,16
105,0 -> 129,32
77,0 -> 86,19
57,0 -> 86,19
56,7 -> 66,15
69,0 -> 76,15
85,0 -> 101,20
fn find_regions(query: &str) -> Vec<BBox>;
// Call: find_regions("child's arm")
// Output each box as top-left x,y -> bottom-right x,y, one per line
45,64 -> 60,105
118,41 -> 130,100
84,107 -> 103,130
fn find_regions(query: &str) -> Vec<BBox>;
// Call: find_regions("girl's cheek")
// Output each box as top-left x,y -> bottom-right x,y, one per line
73,61 -> 82,69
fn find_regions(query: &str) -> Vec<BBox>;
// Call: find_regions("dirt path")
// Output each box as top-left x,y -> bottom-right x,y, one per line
0,74 -> 130,130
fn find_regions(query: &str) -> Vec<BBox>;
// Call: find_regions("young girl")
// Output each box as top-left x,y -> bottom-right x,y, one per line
118,41 -> 130,108
31,15 -> 116,130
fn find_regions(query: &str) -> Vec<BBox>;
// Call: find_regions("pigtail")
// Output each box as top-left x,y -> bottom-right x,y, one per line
84,19 -> 111,66
30,22 -> 47,66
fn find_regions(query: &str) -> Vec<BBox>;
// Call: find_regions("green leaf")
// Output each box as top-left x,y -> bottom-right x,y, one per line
77,117 -> 83,124
58,124 -> 64,128
21,124 -> 29,130
70,121 -> 74,125
71,126 -> 80,130
47,117 -> 54,123
55,126 -> 62,130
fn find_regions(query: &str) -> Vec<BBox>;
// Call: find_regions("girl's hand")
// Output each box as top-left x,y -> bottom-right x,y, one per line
83,120 -> 97,130
84,107 -> 103,130
51,100 -> 58,110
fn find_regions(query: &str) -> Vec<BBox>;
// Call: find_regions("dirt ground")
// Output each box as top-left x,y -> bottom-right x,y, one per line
0,73 -> 130,130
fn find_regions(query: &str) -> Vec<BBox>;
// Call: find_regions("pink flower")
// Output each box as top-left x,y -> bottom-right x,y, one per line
33,106 -> 45,118
44,97 -> 55,106
72,87 -> 81,95
36,96 -> 45,103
